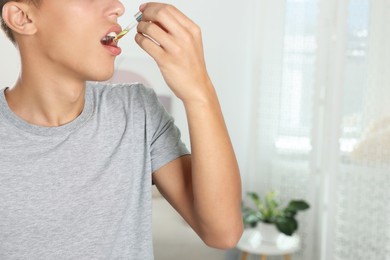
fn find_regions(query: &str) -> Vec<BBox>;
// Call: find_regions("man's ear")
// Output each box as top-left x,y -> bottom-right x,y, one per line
2,2 -> 37,37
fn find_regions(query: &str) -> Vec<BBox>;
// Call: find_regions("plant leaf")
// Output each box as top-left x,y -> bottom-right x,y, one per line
243,214 -> 258,224
275,217 -> 298,236
247,192 -> 261,205
247,192 -> 266,213
283,209 -> 297,218
287,200 -> 310,211
265,191 -> 277,204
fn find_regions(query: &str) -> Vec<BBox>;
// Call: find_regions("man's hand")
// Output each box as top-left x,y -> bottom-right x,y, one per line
135,2 -> 212,104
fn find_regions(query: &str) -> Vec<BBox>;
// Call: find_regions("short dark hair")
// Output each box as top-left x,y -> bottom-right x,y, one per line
0,0 -> 40,44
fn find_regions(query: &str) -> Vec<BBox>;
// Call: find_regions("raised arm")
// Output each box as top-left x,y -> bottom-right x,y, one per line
135,2 -> 243,249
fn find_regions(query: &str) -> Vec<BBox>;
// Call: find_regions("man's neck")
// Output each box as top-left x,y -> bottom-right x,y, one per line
4,78 -> 86,127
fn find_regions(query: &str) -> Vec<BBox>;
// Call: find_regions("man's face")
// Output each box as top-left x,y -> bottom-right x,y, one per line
31,0 -> 125,81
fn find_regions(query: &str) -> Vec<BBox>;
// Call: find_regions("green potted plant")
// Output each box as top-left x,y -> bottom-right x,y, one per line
242,191 -> 309,242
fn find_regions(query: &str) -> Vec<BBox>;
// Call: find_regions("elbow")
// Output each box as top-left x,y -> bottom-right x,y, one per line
201,222 -> 244,249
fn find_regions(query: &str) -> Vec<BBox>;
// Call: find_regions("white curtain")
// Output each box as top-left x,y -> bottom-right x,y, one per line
245,0 -> 390,259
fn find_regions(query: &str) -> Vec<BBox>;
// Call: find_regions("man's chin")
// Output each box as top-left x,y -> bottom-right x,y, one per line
88,70 -> 115,83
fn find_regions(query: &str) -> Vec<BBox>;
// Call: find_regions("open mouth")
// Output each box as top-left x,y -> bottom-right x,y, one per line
101,32 -> 118,46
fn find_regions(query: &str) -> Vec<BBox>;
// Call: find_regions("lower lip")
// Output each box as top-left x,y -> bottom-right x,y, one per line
103,45 -> 122,56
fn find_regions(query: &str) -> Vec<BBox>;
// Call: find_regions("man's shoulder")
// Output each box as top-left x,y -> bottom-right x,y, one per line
87,82 -> 159,113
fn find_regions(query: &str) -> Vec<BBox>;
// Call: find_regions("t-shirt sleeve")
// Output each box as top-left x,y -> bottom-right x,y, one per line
142,87 -> 190,173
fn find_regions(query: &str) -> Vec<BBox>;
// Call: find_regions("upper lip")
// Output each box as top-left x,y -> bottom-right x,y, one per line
103,25 -> 123,38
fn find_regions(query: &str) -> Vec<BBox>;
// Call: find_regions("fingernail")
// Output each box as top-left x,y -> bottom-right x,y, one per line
139,3 -> 147,11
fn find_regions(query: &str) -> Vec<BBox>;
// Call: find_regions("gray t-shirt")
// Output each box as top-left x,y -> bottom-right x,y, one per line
0,83 -> 189,260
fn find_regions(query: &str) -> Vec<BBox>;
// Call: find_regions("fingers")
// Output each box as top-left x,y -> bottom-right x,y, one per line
135,3 -> 202,63
135,32 -> 164,63
139,3 -> 199,37
136,20 -> 170,47
134,2 -> 208,100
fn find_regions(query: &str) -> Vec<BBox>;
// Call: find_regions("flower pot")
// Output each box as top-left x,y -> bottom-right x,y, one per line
257,222 -> 281,244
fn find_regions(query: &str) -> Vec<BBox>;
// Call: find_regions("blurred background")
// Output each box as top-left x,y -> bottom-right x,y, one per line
1,0 -> 389,259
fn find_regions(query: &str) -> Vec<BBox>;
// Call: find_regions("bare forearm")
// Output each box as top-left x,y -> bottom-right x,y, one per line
183,84 -> 243,247
136,3 -> 243,248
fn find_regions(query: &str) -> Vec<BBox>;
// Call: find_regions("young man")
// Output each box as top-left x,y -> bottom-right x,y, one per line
0,0 -> 243,259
